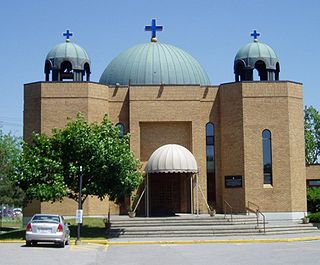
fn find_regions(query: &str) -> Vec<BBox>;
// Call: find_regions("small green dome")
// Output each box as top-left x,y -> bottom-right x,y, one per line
99,42 -> 210,86
234,41 -> 279,71
46,41 -> 90,70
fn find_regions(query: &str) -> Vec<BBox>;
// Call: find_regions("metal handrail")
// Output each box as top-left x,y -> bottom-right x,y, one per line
257,209 -> 266,234
247,201 -> 266,234
247,201 -> 260,211
198,184 -> 212,213
133,186 -> 146,213
223,200 -> 233,222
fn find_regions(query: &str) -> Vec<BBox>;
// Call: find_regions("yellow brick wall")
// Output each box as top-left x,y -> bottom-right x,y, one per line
306,165 -> 320,179
23,81 -> 307,217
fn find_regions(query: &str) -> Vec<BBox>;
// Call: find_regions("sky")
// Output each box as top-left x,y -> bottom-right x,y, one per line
0,0 -> 319,136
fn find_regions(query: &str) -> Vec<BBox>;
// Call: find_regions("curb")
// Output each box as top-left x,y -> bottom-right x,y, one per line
1,237 -> 320,245
103,236 -> 320,245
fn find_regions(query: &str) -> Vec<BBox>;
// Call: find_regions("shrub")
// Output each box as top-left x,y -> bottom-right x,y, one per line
307,212 -> 320,223
307,187 -> 320,213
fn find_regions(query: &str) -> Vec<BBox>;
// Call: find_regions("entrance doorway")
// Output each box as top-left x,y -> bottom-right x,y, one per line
149,173 -> 191,216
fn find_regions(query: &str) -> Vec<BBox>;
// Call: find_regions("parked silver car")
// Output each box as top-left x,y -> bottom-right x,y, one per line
25,214 -> 70,247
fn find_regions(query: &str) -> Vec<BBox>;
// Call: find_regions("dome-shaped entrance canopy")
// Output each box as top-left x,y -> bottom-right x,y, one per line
147,144 -> 198,173
99,42 -> 210,86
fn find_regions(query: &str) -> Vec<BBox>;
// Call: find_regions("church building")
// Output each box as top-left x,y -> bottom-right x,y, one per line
23,20 -> 307,220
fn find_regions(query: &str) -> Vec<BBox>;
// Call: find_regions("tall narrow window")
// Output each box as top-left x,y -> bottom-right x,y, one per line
116,123 -> 125,138
206,123 -> 215,203
262,129 -> 272,185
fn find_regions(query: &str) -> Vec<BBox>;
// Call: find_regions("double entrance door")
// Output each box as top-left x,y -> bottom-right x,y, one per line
149,173 -> 191,216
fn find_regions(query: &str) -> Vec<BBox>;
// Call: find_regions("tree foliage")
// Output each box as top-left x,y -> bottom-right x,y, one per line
307,187 -> 320,213
14,114 -> 143,205
0,130 -> 25,205
304,106 -> 320,164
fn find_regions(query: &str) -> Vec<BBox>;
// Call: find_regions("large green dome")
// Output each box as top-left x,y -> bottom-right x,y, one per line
99,42 -> 210,86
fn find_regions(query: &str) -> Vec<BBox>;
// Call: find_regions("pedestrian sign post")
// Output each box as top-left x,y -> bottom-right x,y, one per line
76,209 -> 83,224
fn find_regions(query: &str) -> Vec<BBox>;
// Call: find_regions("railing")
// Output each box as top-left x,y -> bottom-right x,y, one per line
257,209 -> 266,234
198,184 -> 212,214
223,200 -> 233,222
133,186 -> 146,213
247,201 -> 266,234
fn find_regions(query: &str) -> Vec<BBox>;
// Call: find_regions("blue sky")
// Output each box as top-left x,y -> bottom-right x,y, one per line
0,0 -> 319,136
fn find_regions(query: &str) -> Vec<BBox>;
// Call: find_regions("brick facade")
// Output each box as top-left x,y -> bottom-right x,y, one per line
23,80 -> 307,219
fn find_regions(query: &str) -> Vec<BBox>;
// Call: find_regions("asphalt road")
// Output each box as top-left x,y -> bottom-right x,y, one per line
1,241 -> 320,265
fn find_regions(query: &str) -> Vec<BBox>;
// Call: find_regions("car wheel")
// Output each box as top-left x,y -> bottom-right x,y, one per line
65,237 -> 70,246
59,241 -> 65,248
26,241 -> 31,247
32,241 -> 37,247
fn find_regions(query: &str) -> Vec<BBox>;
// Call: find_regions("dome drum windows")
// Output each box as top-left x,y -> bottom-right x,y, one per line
44,33 -> 91,82
234,34 -> 280,82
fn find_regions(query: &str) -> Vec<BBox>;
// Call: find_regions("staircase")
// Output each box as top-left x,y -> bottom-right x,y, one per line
107,214 -> 319,238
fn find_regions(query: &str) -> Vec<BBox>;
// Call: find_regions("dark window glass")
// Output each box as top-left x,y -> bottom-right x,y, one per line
206,146 -> 214,161
116,123 -> 125,137
307,180 -> 320,187
206,123 -> 214,136
206,161 -> 214,172
262,129 -> 272,185
206,136 -> 214,145
206,123 -> 215,203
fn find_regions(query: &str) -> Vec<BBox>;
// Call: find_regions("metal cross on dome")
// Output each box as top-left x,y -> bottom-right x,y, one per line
145,19 -> 163,41
63,29 -> 73,41
251,30 -> 260,41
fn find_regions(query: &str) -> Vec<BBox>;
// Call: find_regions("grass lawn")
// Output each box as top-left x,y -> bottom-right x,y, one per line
0,217 -> 108,241
0,217 -> 23,229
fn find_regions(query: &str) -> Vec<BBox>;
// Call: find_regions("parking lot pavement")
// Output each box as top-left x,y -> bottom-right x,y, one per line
0,243 -> 106,265
1,240 -> 320,265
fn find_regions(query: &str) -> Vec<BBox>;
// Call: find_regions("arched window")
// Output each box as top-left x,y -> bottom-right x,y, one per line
44,60 -> 52,81
275,62 -> 280,81
84,63 -> 91,81
116,123 -> 125,137
255,60 -> 267,81
60,61 -> 73,80
206,122 -> 215,203
262,129 -> 272,185
235,61 -> 245,82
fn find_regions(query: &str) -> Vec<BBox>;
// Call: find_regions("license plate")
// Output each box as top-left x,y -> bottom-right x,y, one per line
38,228 -> 51,233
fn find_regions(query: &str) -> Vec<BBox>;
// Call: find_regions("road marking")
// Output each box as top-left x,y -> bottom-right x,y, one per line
103,244 -> 109,252
70,244 -> 99,251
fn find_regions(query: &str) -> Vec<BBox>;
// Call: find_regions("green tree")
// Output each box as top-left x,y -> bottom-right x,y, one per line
304,106 -> 320,164
307,187 -> 320,213
0,130 -> 25,206
14,114 -> 142,205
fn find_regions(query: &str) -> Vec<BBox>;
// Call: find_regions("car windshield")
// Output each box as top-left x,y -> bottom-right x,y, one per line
32,215 -> 60,223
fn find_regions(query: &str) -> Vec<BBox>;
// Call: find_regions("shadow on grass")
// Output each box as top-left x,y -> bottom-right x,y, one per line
69,225 -> 107,239
0,229 -> 25,240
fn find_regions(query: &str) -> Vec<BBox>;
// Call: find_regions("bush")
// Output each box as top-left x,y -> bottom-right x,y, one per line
307,187 -> 320,213
307,212 -> 320,223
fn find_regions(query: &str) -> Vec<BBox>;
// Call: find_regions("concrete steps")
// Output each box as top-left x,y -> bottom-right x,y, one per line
107,215 -> 320,238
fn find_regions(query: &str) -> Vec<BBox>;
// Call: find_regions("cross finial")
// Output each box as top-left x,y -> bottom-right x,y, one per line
145,19 -> 163,42
250,30 -> 260,42
63,29 -> 73,42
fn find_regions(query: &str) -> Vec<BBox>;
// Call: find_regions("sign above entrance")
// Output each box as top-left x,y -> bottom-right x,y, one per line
225,176 -> 243,188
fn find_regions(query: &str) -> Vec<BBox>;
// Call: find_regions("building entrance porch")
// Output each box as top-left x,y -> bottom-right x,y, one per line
149,173 -> 191,216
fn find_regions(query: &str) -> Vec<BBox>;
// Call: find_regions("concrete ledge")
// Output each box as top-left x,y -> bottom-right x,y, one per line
262,212 -> 306,221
